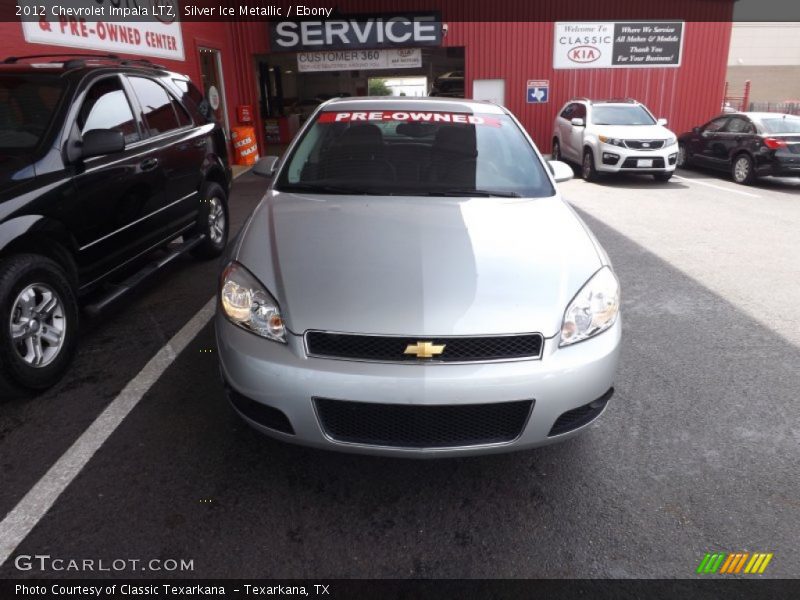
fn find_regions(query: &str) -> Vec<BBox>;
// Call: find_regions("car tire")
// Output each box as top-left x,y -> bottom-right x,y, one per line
731,153 -> 756,185
0,254 -> 79,397
676,143 -> 691,168
552,139 -> 562,162
192,182 -> 229,259
582,149 -> 599,182
653,172 -> 673,182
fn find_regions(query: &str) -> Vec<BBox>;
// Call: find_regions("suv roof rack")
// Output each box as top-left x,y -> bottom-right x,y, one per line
569,97 -> 639,105
2,53 -> 166,70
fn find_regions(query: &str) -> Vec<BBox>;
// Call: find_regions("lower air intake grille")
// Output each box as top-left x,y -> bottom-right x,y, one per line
548,387 -> 614,436
314,398 -> 534,448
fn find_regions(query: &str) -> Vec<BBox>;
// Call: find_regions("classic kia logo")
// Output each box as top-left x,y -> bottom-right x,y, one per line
397,48 -> 414,57
642,142 -> 650,148
569,45 -> 601,63
404,341 -> 446,359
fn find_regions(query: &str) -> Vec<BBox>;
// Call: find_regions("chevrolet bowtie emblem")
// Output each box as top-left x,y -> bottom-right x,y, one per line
404,341 -> 446,359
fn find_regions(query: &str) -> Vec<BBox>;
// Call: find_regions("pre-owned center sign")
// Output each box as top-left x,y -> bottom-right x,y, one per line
270,13 -> 442,52
554,22 -> 684,69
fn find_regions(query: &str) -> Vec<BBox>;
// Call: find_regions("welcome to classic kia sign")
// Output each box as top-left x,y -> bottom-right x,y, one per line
270,14 -> 442,52
554,21 -> 684,69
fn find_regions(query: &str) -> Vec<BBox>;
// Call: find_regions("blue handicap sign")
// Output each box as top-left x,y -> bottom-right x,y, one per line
527,80 -> 549,104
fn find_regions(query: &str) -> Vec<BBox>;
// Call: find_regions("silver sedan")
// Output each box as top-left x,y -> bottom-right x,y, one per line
216,97 -> 620,457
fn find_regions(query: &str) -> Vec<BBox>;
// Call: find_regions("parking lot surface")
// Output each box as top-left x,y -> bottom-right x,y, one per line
1,167 -> 798,578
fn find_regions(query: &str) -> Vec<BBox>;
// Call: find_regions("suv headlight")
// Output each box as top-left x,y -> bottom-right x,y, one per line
220,262 -> 286,343
560,267 -> 620,347
598,135 -> 625,147
664,135 -> 677,147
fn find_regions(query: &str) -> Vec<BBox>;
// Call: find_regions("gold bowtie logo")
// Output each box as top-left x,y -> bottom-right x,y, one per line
404,341 -> 446,359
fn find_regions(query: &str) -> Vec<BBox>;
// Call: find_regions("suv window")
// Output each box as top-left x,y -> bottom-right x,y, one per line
172,78 -> 210,120
128,77 -> 183,136
0,74 -> 65,150
560,104 -> 575,120
78,77 -> 140,145
590,104 -> 655,125
573,103 -> 587,120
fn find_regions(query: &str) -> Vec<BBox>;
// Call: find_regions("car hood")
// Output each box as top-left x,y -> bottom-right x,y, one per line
235,192 -> 605,337
592,124 -> 674,139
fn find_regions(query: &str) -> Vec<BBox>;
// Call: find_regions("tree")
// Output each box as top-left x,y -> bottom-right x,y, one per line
368,79 -> 392,96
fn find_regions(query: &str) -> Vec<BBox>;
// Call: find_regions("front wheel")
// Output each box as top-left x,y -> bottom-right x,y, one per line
192,182 -> 229,259
0,254 -> 79,396
732,154 -> 756,185
676,143 -> 691,168
582,149 -> 599,182
552,139 -> 562,162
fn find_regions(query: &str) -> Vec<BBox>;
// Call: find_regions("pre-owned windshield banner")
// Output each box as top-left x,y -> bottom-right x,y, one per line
318,111 -> 503,127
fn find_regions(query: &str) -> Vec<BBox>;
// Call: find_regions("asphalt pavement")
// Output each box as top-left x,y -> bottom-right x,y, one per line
1,167 -> 798,578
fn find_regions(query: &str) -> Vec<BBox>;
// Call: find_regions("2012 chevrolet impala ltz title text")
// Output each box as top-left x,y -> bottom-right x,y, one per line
215,97 -> 621,457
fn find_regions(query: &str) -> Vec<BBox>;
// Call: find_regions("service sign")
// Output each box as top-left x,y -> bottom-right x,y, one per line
554,21 -> 684,69
17,0 -> 184,61
297,48 -> 422,72
270,13 -> 442,52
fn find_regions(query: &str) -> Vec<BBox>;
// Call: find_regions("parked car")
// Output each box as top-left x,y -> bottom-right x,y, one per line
0,54 -> 231,395
429,71 -> 464,98
552,98 -> 678,182
677,112 -> 800,184
216,97 -> 621,457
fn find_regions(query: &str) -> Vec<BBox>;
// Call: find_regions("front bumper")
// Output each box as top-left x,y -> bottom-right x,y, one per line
215,315 -> 621,457
595,143 -> 677,174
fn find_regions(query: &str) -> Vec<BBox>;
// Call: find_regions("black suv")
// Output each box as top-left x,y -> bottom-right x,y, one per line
0,54 -> 231,395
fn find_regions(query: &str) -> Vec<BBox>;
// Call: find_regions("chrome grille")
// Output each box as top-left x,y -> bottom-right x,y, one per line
623,139 -> 665,150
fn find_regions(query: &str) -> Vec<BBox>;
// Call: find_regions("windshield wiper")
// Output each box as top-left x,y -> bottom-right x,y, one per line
277,182 -> 376,195
422,188 -> 521,198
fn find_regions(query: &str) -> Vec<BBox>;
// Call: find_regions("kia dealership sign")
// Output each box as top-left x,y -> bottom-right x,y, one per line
270,14 -> 442,52
554,22 -> 684,69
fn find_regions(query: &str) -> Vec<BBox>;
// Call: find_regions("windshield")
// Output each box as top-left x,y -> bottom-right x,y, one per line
275,110 -> 555,198
591,105 -> 656,126
759,116 -> 800,134
0,75 -> 65,151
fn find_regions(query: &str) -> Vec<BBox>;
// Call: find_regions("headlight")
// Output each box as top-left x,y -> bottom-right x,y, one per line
598,135 -> 625,147
560,266 -> 620,347
664,135 -> 677,147
220,262 -> 286,343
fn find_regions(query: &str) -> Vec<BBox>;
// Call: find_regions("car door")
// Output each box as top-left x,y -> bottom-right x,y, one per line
124,75 -> 206,240
566,103 -> 587,161
62,74 -> 165,286
691,116 -> 730,169
717,116 -> 757,165
556,103 -> 574,155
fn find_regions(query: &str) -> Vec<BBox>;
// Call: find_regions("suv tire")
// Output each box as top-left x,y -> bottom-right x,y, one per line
552,139 -> 562,162
582,149 -> 599,182
653,172 -> 673,182
0,254 -> 79,396
192,182 -> 229,259
677,143 -> 691,168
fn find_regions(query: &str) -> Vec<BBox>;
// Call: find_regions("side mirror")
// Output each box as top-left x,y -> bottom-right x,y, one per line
80,129 -> 125,159
571,118 -> 585,127
253,155 -> 279,178
548,160 -> 574,183
657,118 -> 668,126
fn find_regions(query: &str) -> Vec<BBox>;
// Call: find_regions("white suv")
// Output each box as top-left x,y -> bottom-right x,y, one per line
552,98 -> 678,182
